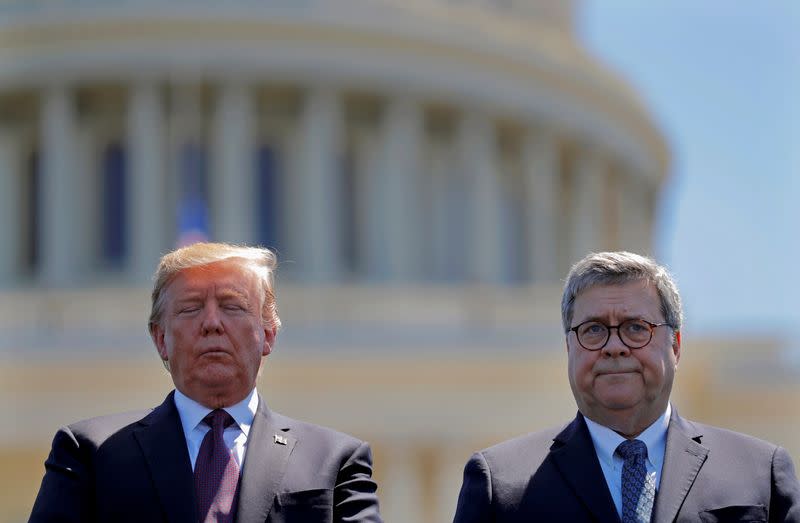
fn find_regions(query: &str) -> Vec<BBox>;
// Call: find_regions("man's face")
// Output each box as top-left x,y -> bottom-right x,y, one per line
566,280 -> 680,436
150,259 -> 276,408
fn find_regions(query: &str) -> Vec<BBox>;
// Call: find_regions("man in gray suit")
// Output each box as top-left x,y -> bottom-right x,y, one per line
30,242 -> 382,523
453,251 -> 800,523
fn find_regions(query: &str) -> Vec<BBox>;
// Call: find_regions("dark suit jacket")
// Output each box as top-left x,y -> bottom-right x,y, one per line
29,391 -> 382,522
453,410 -> 800,523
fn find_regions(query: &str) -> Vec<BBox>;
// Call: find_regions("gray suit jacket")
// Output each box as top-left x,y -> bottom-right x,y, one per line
29,391 -> 382,522
453,410 -> 800,522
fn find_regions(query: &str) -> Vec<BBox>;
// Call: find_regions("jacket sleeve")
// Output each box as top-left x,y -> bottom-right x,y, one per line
453,452 -> 493,523
29,426 -> 94,523
770,446 -> 800,523
334,440 -> 383,523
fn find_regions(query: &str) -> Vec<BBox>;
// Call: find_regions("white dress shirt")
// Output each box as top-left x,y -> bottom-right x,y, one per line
173,388 -> 259,471
584,403 -> 671,519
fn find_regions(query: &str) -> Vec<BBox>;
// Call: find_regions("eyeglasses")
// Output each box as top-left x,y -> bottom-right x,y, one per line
568,319 -> 671,351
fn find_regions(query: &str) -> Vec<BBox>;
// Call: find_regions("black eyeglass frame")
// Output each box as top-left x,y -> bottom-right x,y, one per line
567,318 -> 672,351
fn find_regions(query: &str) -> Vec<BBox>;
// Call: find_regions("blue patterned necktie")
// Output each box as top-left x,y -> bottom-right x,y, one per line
616,439 -> 655,523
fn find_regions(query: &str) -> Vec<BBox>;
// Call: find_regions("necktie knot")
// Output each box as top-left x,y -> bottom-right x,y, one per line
617,439 -> 648,461
203,409 -> 236,432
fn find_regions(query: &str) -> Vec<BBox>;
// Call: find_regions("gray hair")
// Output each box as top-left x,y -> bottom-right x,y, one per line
148,242 -> 281,332
561,251 -> 683,333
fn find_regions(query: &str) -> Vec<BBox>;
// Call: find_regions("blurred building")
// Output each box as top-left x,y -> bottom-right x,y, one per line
1,1 -> 797,523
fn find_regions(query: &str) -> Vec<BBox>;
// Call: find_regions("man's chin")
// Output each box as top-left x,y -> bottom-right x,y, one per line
600,400 -> 640,412
595,389 -> 644,411
181,373 -> 253,407
190,368 -> 243,391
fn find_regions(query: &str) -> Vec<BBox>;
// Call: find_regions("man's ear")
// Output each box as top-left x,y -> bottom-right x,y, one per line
673,330 -> 681,364
150,322 -> 169,361
263,326 -> 277,357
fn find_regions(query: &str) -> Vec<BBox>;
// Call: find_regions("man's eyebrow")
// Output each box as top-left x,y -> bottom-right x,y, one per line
173,293 -> 203,302
575,313 -> 608,322
216,288 -> 250,301
574,314 -> 653,324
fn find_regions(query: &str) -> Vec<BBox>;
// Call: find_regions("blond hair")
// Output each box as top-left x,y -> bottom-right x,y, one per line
148,242 -> 281,332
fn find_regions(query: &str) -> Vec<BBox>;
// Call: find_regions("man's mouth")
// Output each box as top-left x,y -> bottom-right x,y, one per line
199,347 -> 229,356
597,370 -> 637,377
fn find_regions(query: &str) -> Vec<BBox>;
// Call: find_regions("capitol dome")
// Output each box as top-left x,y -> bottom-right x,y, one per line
0,0 -> 666,287
0,2 -> 670,521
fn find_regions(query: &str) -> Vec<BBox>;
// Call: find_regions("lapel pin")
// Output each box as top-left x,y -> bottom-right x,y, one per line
274,434 -> 288,445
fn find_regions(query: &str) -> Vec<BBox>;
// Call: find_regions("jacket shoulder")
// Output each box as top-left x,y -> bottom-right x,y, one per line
270,411 -> 366,450
62,409 -> 153,448
681,418 -> 781,456
482,423 -> 566,456
477,423 -> 568,474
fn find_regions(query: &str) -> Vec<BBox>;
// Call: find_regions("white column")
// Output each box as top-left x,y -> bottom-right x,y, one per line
353,128 -> 380,278
371,96 -> 423,280
73,124 -> 95,272
642,173 -> 660,256
636,176 -> 656,255
427,140 -> 452,281
614,170 -> 627,251
569,148 -> 604,264
459,111 -> 503,283
128,81 -> 167,281
283,125 -> 304,280
296,87 -> 343,282
521,130 -> 559,283
616,167 -> 653,255
0,129 -> 21,283
39,85 -> 78,285
211,81 -> 255,244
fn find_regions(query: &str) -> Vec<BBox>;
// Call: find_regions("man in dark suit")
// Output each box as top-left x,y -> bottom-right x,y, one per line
453,251 -> 800,523
30,242 -> 382,523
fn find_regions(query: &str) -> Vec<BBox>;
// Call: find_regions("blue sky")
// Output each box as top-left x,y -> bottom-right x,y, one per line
579,1 -> 799,337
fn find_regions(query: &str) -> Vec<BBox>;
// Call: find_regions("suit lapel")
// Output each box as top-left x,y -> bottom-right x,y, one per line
133,391 -> 198,523
652,411 -> 708,523
551,413 -> 621,523
236,395 -> 297,523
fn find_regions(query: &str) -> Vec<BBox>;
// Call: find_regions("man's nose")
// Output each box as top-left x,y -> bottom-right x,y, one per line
601,327 -> 631,358
200,304 -> 224,335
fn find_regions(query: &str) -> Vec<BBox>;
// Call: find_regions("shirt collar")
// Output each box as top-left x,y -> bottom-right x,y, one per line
584,403 -> 671,469
173,388 -> 259,439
